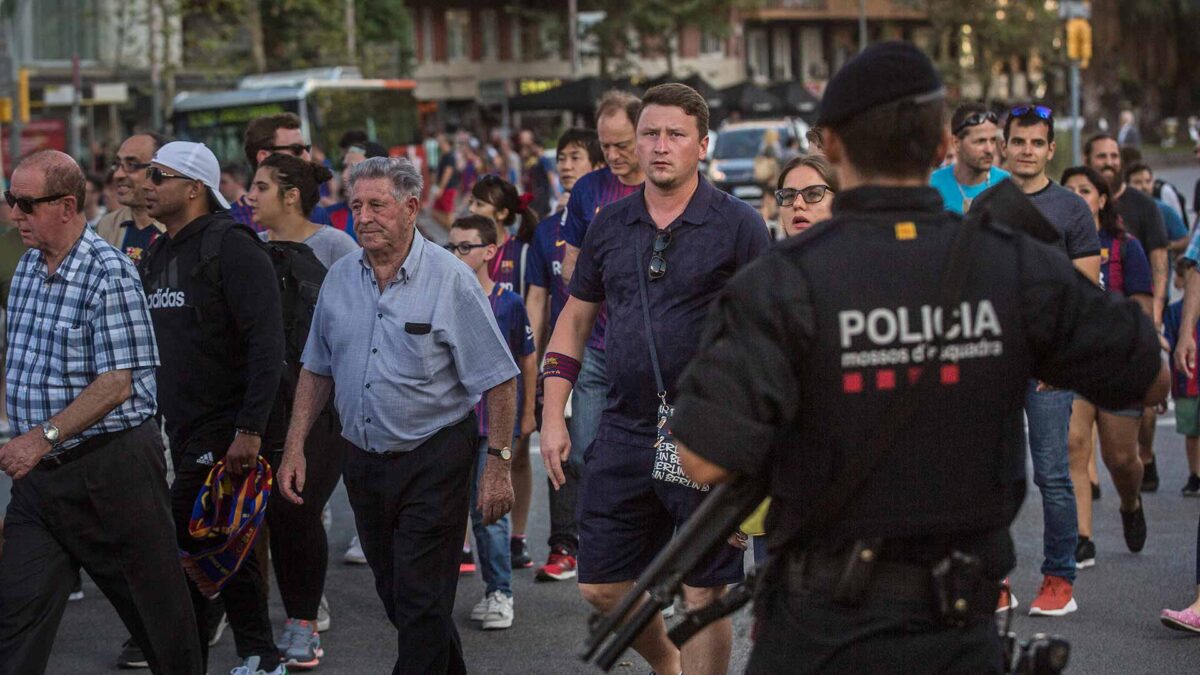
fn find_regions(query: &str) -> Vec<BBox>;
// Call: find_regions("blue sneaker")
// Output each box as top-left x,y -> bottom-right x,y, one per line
276,619 -> 321,670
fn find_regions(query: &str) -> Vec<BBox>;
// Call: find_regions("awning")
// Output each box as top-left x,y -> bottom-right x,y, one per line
643,73 -> 724,110
719,82 -> 785,116
507,77 -> 642,113
768,82 -> 821,122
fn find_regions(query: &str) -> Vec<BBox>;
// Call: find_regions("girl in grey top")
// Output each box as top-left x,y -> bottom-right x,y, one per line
250,154 -> 359,268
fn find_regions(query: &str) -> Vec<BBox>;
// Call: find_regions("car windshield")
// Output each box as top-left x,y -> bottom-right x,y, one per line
712,127 -> 789,160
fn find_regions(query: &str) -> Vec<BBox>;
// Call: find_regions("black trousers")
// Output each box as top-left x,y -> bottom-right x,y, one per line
265,409 -> 349,620
747,584 -> 1006,674
172,427 -> 280,668
342,414 -> 477,675
0,421 -> 202,675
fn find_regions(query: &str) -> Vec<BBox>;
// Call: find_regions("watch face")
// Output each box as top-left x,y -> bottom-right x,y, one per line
501,448 -> 512,461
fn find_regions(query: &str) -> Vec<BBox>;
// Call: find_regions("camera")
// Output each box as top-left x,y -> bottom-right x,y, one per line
1003,632 -> 1070,674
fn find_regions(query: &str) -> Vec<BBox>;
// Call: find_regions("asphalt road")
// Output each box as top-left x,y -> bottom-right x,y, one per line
7,165 -> 1200,674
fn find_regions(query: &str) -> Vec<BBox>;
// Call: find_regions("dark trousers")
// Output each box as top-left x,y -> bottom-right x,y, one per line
747,585 -> 1006,674
0,421 -> 202,675
171,428 -> 280,668
265,410 -> 349,620
342,414 -> 477,675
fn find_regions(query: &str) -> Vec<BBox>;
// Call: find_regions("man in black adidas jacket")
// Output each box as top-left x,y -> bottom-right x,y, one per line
139,141 -> 286,675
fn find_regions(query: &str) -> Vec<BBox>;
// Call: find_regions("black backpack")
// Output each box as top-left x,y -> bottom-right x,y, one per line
193,221 -> 329,444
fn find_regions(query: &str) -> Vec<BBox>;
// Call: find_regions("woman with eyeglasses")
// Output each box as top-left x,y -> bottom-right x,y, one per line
466,173 -> 541,569
246,152 -> 359,669
1061,165 -> 1153,573
775,154 -> 838,238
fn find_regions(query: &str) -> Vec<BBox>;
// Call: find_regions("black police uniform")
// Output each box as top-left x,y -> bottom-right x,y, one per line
670,42 -> 1164,675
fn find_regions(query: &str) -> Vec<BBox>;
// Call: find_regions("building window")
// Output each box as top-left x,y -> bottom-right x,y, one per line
746,28 -> 769,83
510,17 -> 524,61
700,31 -> 724,57
421,9 -> 434,63
771,27 -> 792,81
446,9 -> 470,62
536,14 -> 563,60
30,0 -> 100,62
481,9 -> 499,61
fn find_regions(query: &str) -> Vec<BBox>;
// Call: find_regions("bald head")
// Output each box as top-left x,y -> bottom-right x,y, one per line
17,150 -> 86,217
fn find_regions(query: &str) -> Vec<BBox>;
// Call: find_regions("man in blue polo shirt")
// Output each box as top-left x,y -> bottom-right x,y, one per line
540,84 -> 769,675
931,102 -> 1010,214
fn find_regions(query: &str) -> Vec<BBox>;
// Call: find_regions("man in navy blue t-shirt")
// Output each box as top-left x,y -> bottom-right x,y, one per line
525,128 -> 604,581
540,84 -> 769,675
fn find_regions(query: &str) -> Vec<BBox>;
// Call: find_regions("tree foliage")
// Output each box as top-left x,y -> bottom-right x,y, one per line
923,0 -> 1058,104
582,0 -> 764,78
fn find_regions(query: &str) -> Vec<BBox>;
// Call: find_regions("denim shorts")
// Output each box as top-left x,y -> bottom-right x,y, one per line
576,436 -> 745,587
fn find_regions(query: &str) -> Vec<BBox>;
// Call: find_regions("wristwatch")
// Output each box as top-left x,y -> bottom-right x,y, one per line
487,446 -> 512,461
40,422 -> 61,446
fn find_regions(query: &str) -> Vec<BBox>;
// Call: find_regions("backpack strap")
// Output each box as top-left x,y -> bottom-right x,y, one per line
1109,233 -> 1124,296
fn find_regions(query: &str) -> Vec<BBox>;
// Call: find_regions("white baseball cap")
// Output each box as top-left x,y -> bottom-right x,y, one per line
150,141 -> 231,210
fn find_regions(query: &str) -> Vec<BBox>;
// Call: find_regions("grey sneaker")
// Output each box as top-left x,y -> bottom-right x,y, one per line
277,619 -> 322,670
470,594 -> 490,621
480,591 -> 514,630
229,655 -> 287,675
343,536 -> 367,565
316,594 -> 331,632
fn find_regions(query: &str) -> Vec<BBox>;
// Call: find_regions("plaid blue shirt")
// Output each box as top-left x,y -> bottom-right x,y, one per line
6,227 -> 159,450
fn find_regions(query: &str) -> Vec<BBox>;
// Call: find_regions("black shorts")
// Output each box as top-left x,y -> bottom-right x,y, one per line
577,436 -> 745,587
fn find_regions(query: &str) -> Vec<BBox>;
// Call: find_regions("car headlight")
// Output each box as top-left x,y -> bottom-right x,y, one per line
709,166 -> 726,181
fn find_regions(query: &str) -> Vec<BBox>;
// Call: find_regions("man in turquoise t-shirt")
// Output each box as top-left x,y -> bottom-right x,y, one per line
931,102 -> 1010,214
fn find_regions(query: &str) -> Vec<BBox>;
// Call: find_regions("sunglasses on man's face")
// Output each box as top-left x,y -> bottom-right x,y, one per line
111,159 -> 151,174
952,111 -> 999,136
145,166 -> 194,186
5,191 -> 68,214
264,144 -> 312,157
775,185 -> 832,207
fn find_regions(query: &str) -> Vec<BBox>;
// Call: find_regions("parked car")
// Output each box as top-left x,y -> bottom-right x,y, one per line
706,118 -> 809,205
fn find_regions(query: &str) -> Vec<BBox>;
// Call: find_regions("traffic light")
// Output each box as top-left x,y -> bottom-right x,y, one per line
1067,18 -> 1092,67
17,67 -> 29,123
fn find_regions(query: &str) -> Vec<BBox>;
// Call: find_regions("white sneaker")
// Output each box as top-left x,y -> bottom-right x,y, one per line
317,594 -> 331,632
321,503 -> 332,533
470,594 -> 490,621
229,655 -> 285,675
343,536 -> 367,565
480,591 -> 514,630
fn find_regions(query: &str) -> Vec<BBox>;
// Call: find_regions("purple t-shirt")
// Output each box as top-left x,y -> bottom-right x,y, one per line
563,167 -> 642,352
489,236 -> 528,297
526,209 -> 569,331
475,284 -> 535,437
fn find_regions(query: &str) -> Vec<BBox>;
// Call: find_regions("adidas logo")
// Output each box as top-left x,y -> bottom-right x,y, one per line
195,452 -> 215,466
147,287 -> 187,309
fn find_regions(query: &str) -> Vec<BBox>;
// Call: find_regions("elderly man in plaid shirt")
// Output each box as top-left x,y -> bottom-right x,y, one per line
0,150 -> 201,675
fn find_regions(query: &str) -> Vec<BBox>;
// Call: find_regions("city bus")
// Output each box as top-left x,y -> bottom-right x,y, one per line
172,67 -> 421,166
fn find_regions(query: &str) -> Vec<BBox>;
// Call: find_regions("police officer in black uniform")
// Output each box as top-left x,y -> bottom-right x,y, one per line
670,42 -> 1169,673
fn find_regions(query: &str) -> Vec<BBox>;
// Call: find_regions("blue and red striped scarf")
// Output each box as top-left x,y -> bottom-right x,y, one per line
180,457 -> 273,598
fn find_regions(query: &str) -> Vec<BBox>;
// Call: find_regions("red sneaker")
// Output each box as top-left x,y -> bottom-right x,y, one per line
995,577 -> 1018,614
535,547 -> 578,582
1028,575 -> 1077,617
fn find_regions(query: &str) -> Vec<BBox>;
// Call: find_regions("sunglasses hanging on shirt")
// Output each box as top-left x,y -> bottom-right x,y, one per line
648,228 -> 672,281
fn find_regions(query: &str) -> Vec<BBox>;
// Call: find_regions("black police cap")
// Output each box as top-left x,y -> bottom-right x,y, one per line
816,41 -> 945,128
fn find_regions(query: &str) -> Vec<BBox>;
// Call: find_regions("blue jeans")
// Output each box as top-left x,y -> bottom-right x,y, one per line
569,346 -> 607,463
470,439 -> 512,597
1024,381 -> 1077,583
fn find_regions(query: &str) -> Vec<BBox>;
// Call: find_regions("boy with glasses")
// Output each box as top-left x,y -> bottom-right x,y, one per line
931,102 -> 1009,214
446,214 -> 537,631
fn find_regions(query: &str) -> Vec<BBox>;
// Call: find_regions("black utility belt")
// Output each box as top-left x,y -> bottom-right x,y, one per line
36,427 -> 130,471
787,542 -> 1000,626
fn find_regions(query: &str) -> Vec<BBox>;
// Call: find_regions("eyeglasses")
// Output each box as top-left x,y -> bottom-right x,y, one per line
145,166 -> 194,186
775,185 -> 832,207
1009,105 -> 1054,122
111,159 -> 151,174
648,228 -> 671,281
4,191 -> 68,214
263,144 -> 312,156
444,242 -> 490,255
952,111 -> 999,136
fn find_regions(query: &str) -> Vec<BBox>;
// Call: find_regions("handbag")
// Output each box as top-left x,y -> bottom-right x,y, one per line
637,230 -> 709,492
